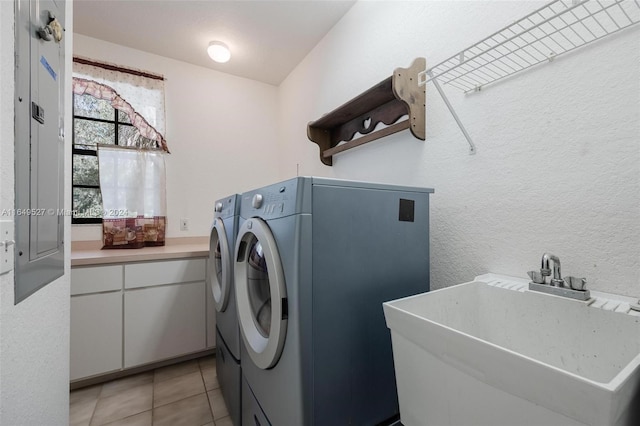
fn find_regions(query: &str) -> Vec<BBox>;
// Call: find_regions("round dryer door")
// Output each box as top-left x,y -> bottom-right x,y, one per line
209,218 -> 232,312
234,218 -> 287,370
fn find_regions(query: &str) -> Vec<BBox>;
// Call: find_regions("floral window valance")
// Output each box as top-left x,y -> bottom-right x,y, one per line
72,78 -> 169,152
72,57 -> 169,152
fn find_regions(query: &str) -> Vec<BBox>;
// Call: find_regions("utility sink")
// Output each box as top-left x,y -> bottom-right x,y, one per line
383,274 -> 640,426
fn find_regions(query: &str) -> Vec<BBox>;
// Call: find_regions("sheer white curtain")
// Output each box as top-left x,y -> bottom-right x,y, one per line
98,146 -> 167,248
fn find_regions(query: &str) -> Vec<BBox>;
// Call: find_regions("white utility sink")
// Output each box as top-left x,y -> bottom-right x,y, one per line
383,274 -> 640,426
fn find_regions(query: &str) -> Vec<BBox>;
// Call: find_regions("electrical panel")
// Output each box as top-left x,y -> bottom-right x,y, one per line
14,0 -> 65,303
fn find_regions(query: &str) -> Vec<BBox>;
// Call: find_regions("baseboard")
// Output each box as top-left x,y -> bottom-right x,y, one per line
70,348 -> 216,390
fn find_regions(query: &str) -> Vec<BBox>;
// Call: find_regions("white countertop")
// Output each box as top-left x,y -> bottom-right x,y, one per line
71,237 -> 209,266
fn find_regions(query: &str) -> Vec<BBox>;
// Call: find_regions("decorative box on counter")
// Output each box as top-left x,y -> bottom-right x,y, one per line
102,216 -> 166,249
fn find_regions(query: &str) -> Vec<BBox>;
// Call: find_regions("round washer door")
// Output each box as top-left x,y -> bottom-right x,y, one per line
234,218 -> 287,370
209,218 -> 232,312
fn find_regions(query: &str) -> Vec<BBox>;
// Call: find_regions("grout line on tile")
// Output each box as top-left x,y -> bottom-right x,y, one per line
203,374 -> 216,419
104,411 -> 151,426
87,385 -> 102,426
199,366 -> 211,417
95,382 -> 105,399
151,374 -> 155,425
153,390 -> 209,410
74,356 -> 215,425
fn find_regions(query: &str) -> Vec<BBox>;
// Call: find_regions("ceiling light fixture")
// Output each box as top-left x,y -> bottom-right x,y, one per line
207,41 -> 231,63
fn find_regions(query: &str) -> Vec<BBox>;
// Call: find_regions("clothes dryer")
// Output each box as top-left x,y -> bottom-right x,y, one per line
209,194 -> 242,426
234,177 -> 434,426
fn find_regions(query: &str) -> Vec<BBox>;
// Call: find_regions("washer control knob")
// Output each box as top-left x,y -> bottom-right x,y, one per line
214,202 -> 223,213
252,194 -> 263,209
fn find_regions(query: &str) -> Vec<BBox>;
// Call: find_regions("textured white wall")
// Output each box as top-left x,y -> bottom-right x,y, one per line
0,1 -> 72,424
72,35 -> 281,241
278,1 -> 640,296
0,1 -> 11,401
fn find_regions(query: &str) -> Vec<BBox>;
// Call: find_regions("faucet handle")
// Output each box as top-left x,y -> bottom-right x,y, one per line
565,276 -> 587,291
528,270 -> 546,284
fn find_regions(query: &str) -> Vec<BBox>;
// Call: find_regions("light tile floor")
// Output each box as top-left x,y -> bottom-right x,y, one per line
70,355 -> 231,426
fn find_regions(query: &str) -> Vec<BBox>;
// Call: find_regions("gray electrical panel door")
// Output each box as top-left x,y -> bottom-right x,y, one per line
14,0 -> 65,303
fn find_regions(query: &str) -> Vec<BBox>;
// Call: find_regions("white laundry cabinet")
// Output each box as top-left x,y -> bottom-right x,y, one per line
70,257 -> 216,382
70,265 -> 123,380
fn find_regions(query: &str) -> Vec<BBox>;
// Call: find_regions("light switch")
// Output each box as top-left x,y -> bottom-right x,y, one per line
0,220 -> 15,274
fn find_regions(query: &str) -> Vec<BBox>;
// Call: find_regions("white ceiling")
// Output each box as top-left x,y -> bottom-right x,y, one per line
73,0 -> 356,86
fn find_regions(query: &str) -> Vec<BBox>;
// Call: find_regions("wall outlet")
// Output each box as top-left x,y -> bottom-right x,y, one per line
180,218 -> 189,231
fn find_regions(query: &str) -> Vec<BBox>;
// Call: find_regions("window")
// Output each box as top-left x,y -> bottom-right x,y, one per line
71,58 -> 168,227
72,93 -> 121,223
72,93 -> 157,223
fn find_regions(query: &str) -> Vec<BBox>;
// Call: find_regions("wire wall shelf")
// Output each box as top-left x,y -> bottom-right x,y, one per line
418,0 -> 640,154
419,0 -> 640,93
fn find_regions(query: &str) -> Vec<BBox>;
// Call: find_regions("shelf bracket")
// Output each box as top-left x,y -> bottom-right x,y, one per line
427,71 -> 476,155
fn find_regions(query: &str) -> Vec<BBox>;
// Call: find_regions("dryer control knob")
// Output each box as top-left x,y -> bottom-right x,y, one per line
252,194 -> 263,209
214,202 -> 223,213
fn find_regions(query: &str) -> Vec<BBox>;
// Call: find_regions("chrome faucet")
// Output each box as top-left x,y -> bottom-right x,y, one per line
527,253 -> 591,301
541,252 -> 563,287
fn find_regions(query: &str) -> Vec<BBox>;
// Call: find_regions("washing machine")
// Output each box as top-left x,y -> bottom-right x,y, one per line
209,194 -> 242,426
234,177 -> 433,426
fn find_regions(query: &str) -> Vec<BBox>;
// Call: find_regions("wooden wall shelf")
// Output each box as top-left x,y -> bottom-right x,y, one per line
307,57 -> 425,166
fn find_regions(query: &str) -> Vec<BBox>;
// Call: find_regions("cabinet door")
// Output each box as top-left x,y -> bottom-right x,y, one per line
70,292 -> 123,381
124,259 -> 205,289
124,282 -> 206,368
71,265 -> 123,295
